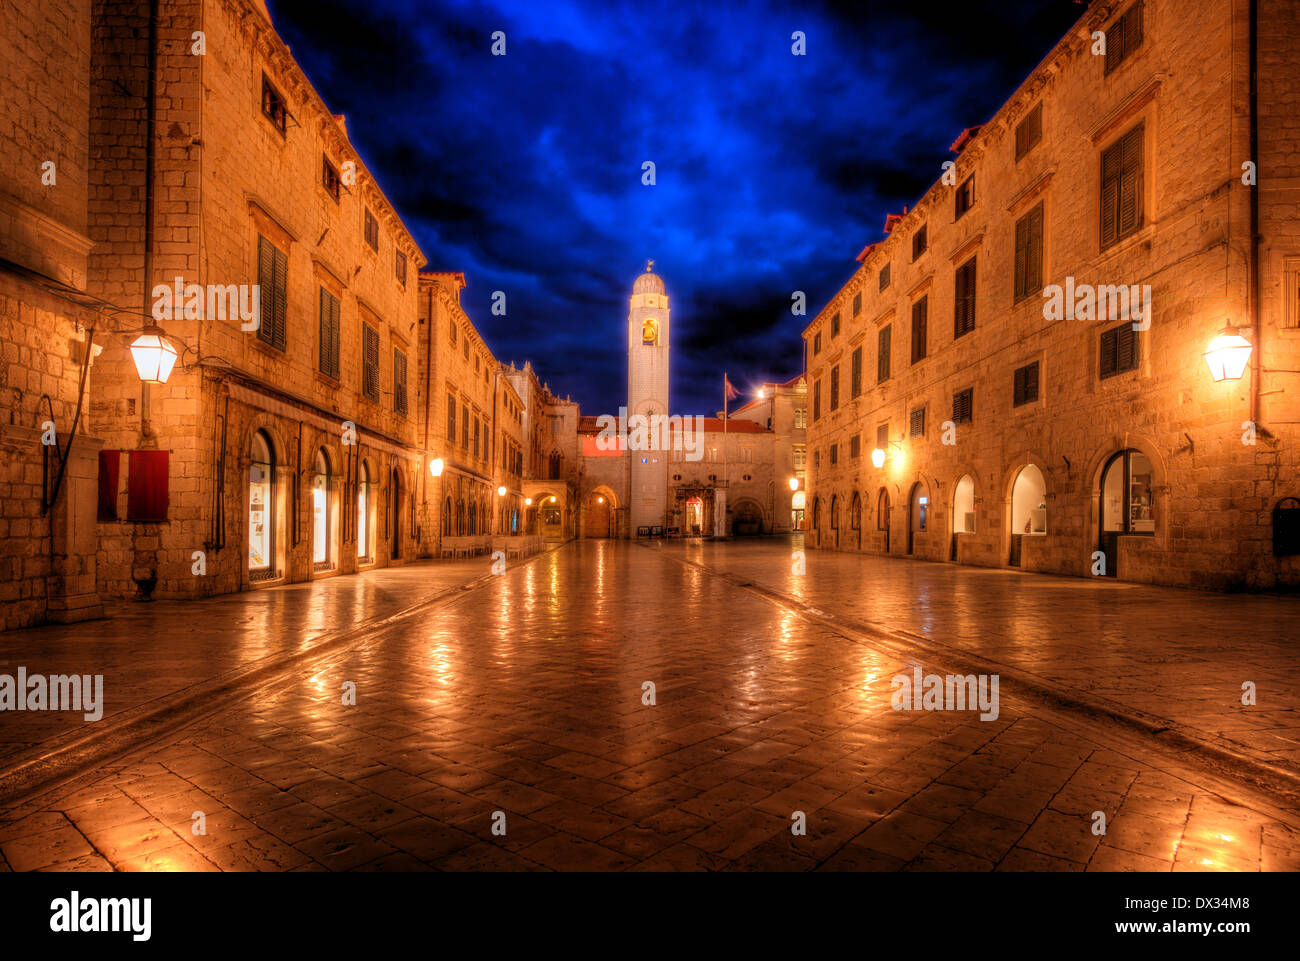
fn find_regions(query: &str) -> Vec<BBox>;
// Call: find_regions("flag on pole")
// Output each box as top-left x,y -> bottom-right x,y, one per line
724,374 -> 740,401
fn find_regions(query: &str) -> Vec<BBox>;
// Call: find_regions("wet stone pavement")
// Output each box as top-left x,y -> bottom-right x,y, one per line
0,539 -> 1298,872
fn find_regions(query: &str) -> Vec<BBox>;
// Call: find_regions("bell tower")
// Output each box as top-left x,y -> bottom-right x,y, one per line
628,261 -> 670,532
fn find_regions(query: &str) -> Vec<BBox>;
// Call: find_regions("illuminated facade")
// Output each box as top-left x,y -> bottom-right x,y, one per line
803,0 -> 1300,590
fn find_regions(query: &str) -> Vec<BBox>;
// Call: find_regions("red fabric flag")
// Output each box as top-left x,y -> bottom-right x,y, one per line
724,375 -> 740,401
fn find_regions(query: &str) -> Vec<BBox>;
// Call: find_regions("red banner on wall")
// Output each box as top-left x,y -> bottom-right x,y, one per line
127,450 -> 170,522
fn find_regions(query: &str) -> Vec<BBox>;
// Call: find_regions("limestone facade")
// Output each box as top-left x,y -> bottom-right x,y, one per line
803,0 -> 1300,590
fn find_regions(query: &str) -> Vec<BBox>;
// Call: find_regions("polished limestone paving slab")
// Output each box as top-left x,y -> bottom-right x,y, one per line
0,540 -> 1296,871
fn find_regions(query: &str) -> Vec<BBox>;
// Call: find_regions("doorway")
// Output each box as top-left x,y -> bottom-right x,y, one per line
1098,449 -> 1155,577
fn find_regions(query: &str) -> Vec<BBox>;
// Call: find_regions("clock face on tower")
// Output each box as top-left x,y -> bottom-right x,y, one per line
642,318 -> 659,346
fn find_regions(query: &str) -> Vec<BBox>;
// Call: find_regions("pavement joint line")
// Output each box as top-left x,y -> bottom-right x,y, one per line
0,543 -> 570,813
650,544 -> 1300,825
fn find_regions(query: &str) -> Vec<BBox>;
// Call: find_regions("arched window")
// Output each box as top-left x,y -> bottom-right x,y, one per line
876,488 -> 890,530
850,493 -> 862,530
1011,465 -> 1047,535
442,496 -> 452,537
312,448 -> 333,569
357,461 -> 372,561
249,430 -> 275,573
456,498 -> 465,536
548,450 -> 562,480
953,475 -> 976,533
830,495 -> 839,530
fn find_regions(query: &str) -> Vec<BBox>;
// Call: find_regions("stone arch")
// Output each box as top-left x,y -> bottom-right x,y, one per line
730,497 -> 765,536
1084,433 -> 1170,552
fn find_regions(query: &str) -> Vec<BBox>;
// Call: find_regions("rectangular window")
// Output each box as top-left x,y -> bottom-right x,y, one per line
853,292 -> 862,316
447,394 -> 456,443
450,323 -> 457,344
909,407 -> 925,438
322,155 -> 340,202
1101,124 -> 1144,249
1014,203 -> 1045,303
849,435 -> 861,459
393,349 -> 408,416
793,446 -> 806,470
126,450 -> 169,522
261,75 -> 287,134
1104,0 -> 1144,75
911,296 -> 928,364
952,387 -> 974,424
850,347 -> 862,398
256,235 -> 287,351
954,256 -> 977,338
912,225 -> 927,261
876,424 -> 889,449
361,323 -> 380,401
877,325 -> 892,382
955,175 -> 975,219
97,450 -> 120,521
830,443 -> 838,466
813,379 -> 821,421
473,418 -> 480,458
463,336 -> 469,359
462,408 -> 470,448
879,264 -> 891,292
395,249 -> 407,285
794,408 -> 806,429
1015,103 -> 1043,161
1099,323 -> 1140,379
813,332 -> 821,354
1013,361 -> 1040,406
813,450 -> 820,469
364,208 -> 379,251
318,287 -> 340,379
830,365 -> 840,410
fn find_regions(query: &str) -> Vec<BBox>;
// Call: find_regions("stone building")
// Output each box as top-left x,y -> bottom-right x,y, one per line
573,266 -> 807,539
503,360 -> 580,542
803,0 -> 1300,590
416,271 -> 527,552
0,0 -> 103,630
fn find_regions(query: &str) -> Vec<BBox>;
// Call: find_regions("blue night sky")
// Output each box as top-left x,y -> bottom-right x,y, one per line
266,0 -> 1084,416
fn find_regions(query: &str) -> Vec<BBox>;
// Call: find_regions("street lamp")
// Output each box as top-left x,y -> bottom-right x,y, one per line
1204,327 -> 1253,383
429,457 -> 444,477
871,448 -> 886,469
129,325 -> 179,384
497,485 -> 507,496
524,497 -> 532,506
788,477 -> 799,491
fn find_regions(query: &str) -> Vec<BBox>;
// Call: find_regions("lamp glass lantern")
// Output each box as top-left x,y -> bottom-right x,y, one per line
871,447 -> 886,469
429,457 -> 444,477
497,485 -> 507,497
130,326 -> 179,384
1204,327 -> 1253,383
787,477 -> 799,491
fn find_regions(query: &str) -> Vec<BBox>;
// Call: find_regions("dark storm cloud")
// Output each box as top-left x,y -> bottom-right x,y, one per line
266,0 -> 1083,415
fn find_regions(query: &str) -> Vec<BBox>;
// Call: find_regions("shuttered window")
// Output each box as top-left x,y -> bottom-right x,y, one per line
876,424 -> 889,449
318,287 -> 340,379
447,394 -> 456,443
955,175 -> 975,219
813,379 -> 821,420
322,156 -> 340,202
395,250 -> 407,285
952,388 -> 973,424
461,409 -> 469,448
877,325 -> 892,383
850,347 -> 862,398
830,364 -> 840,410
850,435 -> 860,459
364,208 -> 379,251
1104,0 -> 1144,76
879,263 -> 891,292
1099,323 -> 1139,379
361,323 -> 380,401
1013,361 -> 1040,406
911,296 -> 928,364
909,407 -> 925,439
1014,203 -> 1045,302
954,256 -> 977,338
832,312 -> 841,336
1015,103 -> 1042,161
813,332 -> 821,354
393,348 -> 408,416
912,225 -> 927,261
1101,124 -> 1144,249
256,235 -> 287,351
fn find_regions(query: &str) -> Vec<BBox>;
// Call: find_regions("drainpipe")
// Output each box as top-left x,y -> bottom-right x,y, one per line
140,0 -> 159,444
1248,0 -> 1261,429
